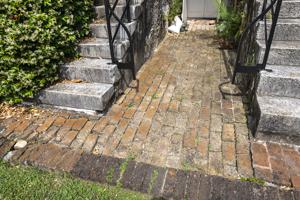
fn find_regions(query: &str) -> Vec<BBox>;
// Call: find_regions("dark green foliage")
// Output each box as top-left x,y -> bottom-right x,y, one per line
0,0 -> 94,104
216,0 -> 243,43
168,0 -> 182,24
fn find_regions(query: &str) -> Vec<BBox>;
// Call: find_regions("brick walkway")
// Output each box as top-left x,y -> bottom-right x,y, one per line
1,24 -> 300,193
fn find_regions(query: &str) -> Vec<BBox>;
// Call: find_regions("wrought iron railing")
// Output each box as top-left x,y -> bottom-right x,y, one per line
232,0 -> 282,84
104,0 -> 136,81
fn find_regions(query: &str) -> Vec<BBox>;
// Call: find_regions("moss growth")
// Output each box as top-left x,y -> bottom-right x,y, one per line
116,154 -> 136,187
106,167 -> 115,184
240,177 -> 266,186
148,169 -> 159,193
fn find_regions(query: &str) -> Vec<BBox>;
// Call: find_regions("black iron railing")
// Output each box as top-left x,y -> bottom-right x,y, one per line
104,0 -> 136,81
232,0 -> 282,84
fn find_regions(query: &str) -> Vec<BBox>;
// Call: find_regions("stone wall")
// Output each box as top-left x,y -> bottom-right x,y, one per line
143,0 -> 171,59
133,0 -> 171,71
118,0 -> 171,92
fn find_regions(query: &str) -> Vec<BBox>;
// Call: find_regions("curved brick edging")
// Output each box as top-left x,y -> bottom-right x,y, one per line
0,139 -> 298,200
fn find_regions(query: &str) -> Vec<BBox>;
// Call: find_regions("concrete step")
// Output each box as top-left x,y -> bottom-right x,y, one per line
257,95 -> 300,136
90,21 -> 137,39
257,65 -> 300,98
78,38 -> 129,59
95,4 -> 142,21
257,40 -> 300,66
280,0 -> 300,19
60,58 -> 121,84
257,19 -> 300,41
38,82 -> 114,111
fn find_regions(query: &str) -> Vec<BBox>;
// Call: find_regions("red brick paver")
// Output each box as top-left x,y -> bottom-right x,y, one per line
252,139 -> 300,188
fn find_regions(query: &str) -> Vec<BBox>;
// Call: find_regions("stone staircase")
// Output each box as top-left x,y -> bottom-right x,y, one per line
38,0 -> 143,112
255,0 -> 300,136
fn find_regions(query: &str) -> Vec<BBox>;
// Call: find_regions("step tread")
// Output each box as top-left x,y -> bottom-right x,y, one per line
262,65 -> 300,79
89,21 -> 137,39
38,82 -> 114,111
276,18 -> 300,24
94,3 -> 142,20
90,21 -> 136,27
95,0 -> 144,6
78,38 -> 129,59
62,58 -> 117,69
94,4 -> 141,9
257,40 -> 300,49
258,95 -> 300,117
258,65 -> 300,98
260,18 -> 300,24
60,58 -> 121,84
79,38 -> 129,46
42,82 -> 113,97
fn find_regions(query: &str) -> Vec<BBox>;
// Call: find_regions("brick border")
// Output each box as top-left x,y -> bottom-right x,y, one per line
0,138 -> 298,200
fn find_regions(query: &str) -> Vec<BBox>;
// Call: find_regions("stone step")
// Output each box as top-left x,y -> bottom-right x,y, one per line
38,82 -> 114,111
257,19 -> 300,41
60,58 -> 121,84
257,65 -> 300,98
257,0 -> 300,19
257,95 -> 300,136
95,4 -> 142,21
280,0 -> 300,19
257,40 -> 300,66
78,38 -> 129,59
90,21 -> 137,39
94,0 -> 143,6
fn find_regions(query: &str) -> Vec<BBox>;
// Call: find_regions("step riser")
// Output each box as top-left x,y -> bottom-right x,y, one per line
280,1 -> 300,19
258,73 -> 300,99
78,41 -> 129,59
256,95 -> 300,136
258,112 -> 300,136
60,66 -> 121,84
257,22 -> 300,41
39,91 -> 110,111
90,22 -> 137,39
258,46 -> 300,66
95,5 -> 142,21
38,84 -> 114,111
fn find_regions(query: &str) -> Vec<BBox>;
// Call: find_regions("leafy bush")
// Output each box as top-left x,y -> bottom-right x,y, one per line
168,0 -> 182,24
0,0 -> 93,104
216,0 -> 242,44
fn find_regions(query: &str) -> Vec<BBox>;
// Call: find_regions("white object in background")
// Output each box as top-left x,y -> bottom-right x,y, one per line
168,16 -> 183,33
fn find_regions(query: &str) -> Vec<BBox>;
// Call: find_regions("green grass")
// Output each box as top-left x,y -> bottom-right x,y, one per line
0,160 -> 149,200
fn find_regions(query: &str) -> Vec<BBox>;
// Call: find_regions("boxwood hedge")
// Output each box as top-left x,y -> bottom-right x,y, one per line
0,0 -> 93,104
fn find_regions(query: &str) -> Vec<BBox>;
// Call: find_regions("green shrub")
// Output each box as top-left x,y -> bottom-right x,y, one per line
168,0 -> 182,24
0,0 -> 93,104
216,0 -> 242,43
